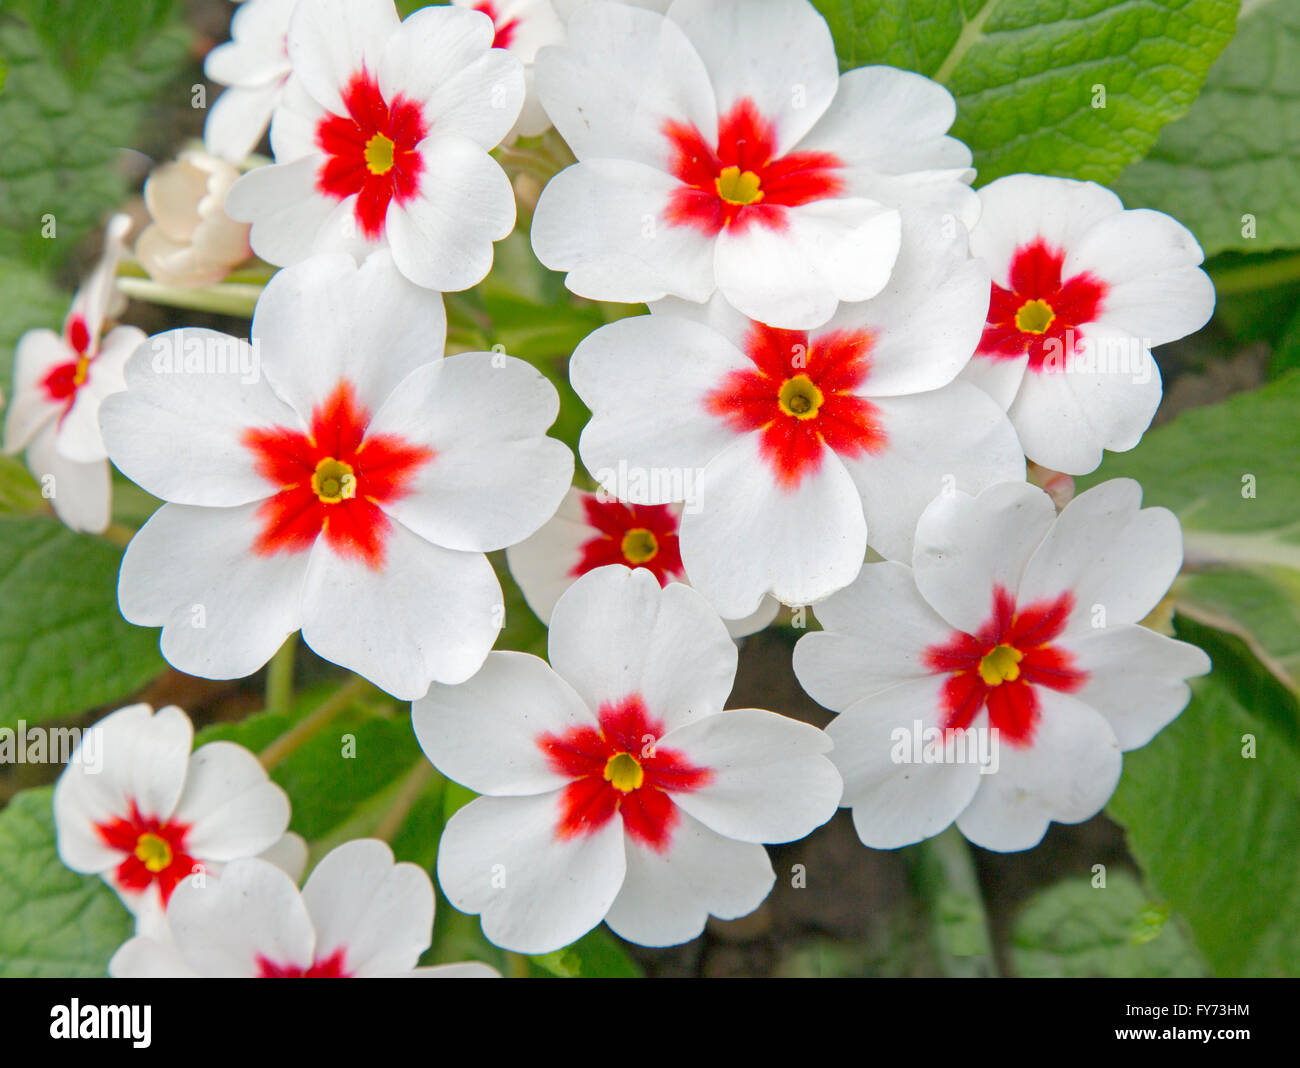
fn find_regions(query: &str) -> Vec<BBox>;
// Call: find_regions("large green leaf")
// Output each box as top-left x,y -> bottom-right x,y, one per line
1008,871 -> 1207,977
1079,370 -> 1300,689
0,517 -> 164,732
0,787 -> 132,977
815,0 -> 1239,185
1107,615 -> 1300,976
11,0 -> 176,85
1116,0 -> 1300,256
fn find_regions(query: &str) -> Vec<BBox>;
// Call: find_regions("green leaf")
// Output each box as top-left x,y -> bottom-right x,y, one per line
1079,369 -> 1300,689
0,517 -> 164,732
0,787 -> 132,977
0,255 -> 68,393
1107,615 -> 1300,976
529,927 -> 644,978
12,0 -> 176,85
1008,871 -> 1207,977
1116,0 -> 1300,257
815,0 -> 1239,186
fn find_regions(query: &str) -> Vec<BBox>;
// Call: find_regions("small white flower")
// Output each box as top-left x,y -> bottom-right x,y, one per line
136,150 -> 252,288
99,252 -> 572,699
792,479 -> 1211,853
224,0 -> 525,292
54,704 -> 292,932
3,214 -> 141,533
110,839 -> 499,977
203,0 -> 297,164
415,565 -> 842,953
961,173 -> 1216,474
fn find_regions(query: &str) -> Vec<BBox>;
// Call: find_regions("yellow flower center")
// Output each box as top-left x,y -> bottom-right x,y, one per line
778,374 -> 824,420
603,752 -> 644,793
715,166 -> 764,206
978,644 -> 1024,686
1015,298 -> 1056,335
134,832 -> 173,874
364,133 -> 396,176
72,355 -> 91,387
311,457 -> 357,504
621,527 -> 659,564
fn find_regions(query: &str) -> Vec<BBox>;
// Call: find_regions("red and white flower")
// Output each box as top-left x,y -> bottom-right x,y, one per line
531,0 -> 977,328
792,479 -> 1211,852
99,253 -> 572,699
570,218 -> 1024,619
415,565 -> 842,953
54,704 -> 292,932
136,150 -> 252,288
962,174 -> 1216,474
504,486 -> 779,636
224,0 -> 525,292
203,0 -> 296,164
110,839 -> 498,977
3,214 -> 142,534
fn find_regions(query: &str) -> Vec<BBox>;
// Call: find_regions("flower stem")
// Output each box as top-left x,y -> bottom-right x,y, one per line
1209,252 -> 1300,295
504,951 -> 532,979
264,635 -> 297,719
904,826 -> 999,977
371,761 -> 439,843
259,674 -> 368,771
115,275 -> 262,318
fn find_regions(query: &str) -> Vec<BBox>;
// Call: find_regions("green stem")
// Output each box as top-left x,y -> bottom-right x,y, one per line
1209,252 -> 1300,295
905,827 -> 998,977
372,761 -> 439,842
259,674 -> 368,770
115,276 -> 262,317
504,951 -> 532,979
264,635 -> 297,719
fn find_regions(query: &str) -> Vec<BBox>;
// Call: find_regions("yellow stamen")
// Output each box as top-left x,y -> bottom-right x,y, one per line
778,374 -> 824,420
364,133 -> 396,176
978,644 -> 1024,686
621,527 -> 659,564
1015,298 -> 1056,335
134,832 -> 173,874
311,457 -> 357,503
716,166 -> 764,206
73,356 -> 91,387
603,752 -> 644,792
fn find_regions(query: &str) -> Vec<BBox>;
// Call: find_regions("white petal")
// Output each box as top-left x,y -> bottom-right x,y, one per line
504,487 -> 593,625
204,83 -> 282,165
110,936 -> 199,978
547,566 -> 737,732
223,156 -> 339,266
171,741 -> 290,861
23,423 -> 110,534
55,325 -> 142,463
3,329 -> 69,452
286,0 -> 399,114
257,831 -> 308,883
959,351 -> 1029,411
413,651 -> 595,796
436,792 -> 627,955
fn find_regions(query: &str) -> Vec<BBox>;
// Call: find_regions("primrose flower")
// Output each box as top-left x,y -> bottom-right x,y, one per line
99,252 -> 572,700
505,486 -> 779,636
224,0 -> 525,292
53,704 -> 292,932
415,565 -> 842,953
570,217 -> 1024,618
961,174 -> 1216,474
110,839 -> 499,977
531,0 -> 977,328
203,0 -> 296,164
792,479 -> 1211,852
3,214 -> 142,534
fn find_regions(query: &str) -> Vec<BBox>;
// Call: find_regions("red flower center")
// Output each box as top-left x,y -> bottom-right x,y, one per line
94,801 -> 196,905
538,695 -> 712,852
922,585 -> 1088,747
474,1 -> 521,49
978,238 -> 1108,372
662,98 -> 843,235
242,380 -> 434,570
315,70 -> 429,242
571,495 -> 685,585
41,313 -> 95,411
257,948 -> 352,978
704,322 -> 886,489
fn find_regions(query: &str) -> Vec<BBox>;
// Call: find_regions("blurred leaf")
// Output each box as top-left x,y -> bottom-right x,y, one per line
0,255 -> 68,392
12,0 -> 175,85
1008,871 -> 1207,977
815,0 -> 1238,185
0,517 -> 164,732
530,927 -> 643,978
0,787 -> 131,977
1107,614 -> 1300,976
1116,0 -> 1300,257
1271,302 -> 1300,378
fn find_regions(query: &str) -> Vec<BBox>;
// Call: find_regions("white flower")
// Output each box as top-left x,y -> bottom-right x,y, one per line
99,252 -> 572,699
110,839 -> 499,977
136,150 -> 252,288
3,214 -> 142,533
505,485 -> 779,637
203,0 -> 297,164
569,217 -> 1024,618
415,565 -> 842,953
53,704 -> 292,932
961,173 -> 1216,474
224,0 -> 525,292
531,0 -> 977,328
792,479 -> 1211,853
